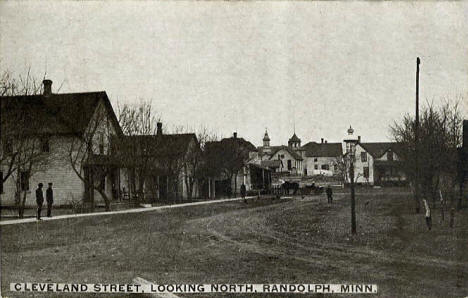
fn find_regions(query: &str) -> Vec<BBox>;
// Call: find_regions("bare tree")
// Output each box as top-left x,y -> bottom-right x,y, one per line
65,98 -> 119,211
1,70 -> 52,217
204,136 -> 253,197
391,101 -> 463,217
117,102 -> 160,203
182,126 -> 218,200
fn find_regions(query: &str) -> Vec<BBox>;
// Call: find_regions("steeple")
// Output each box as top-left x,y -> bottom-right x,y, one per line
344,125 -> 359,154
288,133 -> 301,148
263,129 -> 270,147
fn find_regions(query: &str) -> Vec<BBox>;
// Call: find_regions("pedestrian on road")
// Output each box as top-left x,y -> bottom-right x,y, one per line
326,185 -> 333,204
46,182 -> 54,217
36,183 -> 44,220
423,199 -> 432,230
240,183 -> 247,204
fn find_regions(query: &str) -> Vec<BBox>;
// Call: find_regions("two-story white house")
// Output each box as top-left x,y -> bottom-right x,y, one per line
1,80 -> 123,208
343,126 -> 406,185
302,139 -> 342,176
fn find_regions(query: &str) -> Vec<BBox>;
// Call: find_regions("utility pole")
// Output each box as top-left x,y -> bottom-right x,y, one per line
0,95 -> 2,220
415,57 -> 421,214
350,152 -> 356,234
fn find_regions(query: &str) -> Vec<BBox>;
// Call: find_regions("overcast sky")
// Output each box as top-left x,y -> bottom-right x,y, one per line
1,1 -> 467,146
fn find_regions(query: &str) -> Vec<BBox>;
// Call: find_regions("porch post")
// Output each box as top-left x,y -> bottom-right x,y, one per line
213,179 -> 216,198
208,178 -> 211,199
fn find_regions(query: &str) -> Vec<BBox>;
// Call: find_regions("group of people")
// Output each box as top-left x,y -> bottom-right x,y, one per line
35,183 -> 54,220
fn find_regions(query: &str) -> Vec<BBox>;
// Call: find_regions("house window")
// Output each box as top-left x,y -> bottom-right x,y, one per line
41,137 -> 50,153
287,160 -> 292,170
314,158 -> 318,162
314,165 -> 318,170
387,151 -> 393,161
321,164 -> 329,170
363,167 -> 369,178
361,152 -> 367,162
334,164 -> 338,171
99,133 -> 105,154
20,171 -> 30,191
304,168 -> 308,176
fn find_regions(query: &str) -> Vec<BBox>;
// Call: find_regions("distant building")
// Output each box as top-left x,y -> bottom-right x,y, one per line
302,139 -> 342,176
205,132 -> 269,197
344,126 -> 406,186
117,124 -> 200,202
255,130 -> 304,176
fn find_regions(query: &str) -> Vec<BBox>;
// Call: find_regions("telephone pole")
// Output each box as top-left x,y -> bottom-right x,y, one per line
415,57 -> 421,213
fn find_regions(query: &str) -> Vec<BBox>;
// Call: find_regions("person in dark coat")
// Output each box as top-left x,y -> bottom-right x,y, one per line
46,182 -> 54,217
36,183 -> 44,220
240,183 -> 247,204
326,185 -> 333,204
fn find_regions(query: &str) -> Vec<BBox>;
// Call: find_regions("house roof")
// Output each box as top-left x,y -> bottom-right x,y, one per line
302,142 -> 342,158
218,136 -> 257,152
122,133 -> 197,158
269,146 -> 303,160
261,159 -> 282,169
359,142 -> 403,158
288,133 -> 301,143
1,91 -> 122,136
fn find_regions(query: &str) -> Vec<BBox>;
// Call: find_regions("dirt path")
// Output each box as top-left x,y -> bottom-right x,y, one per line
184,195 -> 468,297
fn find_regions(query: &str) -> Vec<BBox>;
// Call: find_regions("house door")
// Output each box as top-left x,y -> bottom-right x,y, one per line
109,168 -> 120,200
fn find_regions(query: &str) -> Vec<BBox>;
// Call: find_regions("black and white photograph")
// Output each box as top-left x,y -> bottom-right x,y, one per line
0,1 -> 467,297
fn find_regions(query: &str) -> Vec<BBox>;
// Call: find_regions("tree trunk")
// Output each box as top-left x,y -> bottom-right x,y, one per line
18,191 -> 27,218
233,172 -> 238,197
99,191 -> 111,211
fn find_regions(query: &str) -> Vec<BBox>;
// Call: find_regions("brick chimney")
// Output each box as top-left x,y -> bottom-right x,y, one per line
321,138 -> 324,144
43,79 -> 52,96
233,132 -> 237,139
358,136 -> 361,143
157,122 -> 163,136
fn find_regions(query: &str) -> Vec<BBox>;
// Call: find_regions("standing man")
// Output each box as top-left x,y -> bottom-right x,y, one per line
46,182 -> 54,217
423,199 -> 432,230
326,185 -> 333,204
240,183 -> 247,204
36,183 -> 44,220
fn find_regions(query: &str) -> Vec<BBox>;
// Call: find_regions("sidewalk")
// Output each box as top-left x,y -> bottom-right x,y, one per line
0,196 -> 256,226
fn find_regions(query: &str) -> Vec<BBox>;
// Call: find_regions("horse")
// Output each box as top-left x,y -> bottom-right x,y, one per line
281,181 -> 299,195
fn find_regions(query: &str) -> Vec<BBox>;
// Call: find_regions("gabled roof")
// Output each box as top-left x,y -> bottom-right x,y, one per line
302,142 -> 342,158
1,91 -> 122,136
269,146 -> 303,160
359,142 -> 403,158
